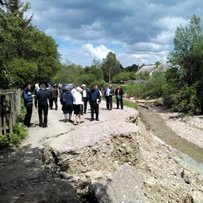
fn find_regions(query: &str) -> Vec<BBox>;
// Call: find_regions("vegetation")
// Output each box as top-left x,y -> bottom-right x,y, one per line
123,15 -> 203,115
165,15 -> 203,114
0,123 -> 28,150
0,0 -> 61,88
123,72 -> 166,99
1,1 -> 202,115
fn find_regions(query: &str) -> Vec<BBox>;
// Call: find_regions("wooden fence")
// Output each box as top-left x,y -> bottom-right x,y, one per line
0,89 -> 21,135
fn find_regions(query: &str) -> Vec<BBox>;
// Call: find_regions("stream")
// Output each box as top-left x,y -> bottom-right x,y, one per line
138,106 -> 203,175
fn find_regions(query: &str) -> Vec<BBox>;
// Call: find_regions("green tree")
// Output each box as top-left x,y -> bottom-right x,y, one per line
112,71 -> 135,83
101,52 -> 122,82
0,0 -> 61,88
167,15 -> 203,113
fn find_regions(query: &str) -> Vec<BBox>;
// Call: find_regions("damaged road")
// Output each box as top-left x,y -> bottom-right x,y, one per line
0,101 -> 203,202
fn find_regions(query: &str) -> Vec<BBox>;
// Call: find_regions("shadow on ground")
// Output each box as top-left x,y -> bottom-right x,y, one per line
0,145 -> 80,203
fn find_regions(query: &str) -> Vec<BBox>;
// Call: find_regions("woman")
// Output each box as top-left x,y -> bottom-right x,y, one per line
72,87 -> 84,125
62,88 -> 73,122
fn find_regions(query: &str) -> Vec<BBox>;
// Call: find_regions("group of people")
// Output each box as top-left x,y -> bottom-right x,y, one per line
104,83 -> 124,110
61,84 -> 101,125
22,82 -> 124,128
22,82 -> 51,128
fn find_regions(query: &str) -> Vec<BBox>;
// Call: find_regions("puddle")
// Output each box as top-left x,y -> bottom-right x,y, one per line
138,106 -> 203,173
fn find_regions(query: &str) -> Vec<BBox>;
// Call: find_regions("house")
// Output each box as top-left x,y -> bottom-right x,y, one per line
136,63 -> 171,76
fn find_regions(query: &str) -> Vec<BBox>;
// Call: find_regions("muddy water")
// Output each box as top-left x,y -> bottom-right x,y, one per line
138,106 -> 203,174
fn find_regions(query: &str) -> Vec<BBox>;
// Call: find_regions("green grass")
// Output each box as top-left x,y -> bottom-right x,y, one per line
113,97 -> 137,109
123,99 -> 138,109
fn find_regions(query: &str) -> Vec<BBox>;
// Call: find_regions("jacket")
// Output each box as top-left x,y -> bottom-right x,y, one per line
22,90 -> 33,106
35,88 -> 50,106
63,92 -> 73,106
89,89 -> 101,103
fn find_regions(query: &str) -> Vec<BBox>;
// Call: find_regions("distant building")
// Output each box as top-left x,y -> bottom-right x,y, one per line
136,63 -> 171,76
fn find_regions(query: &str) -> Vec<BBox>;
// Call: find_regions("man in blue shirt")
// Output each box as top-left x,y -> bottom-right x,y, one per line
22,84 -> 33,127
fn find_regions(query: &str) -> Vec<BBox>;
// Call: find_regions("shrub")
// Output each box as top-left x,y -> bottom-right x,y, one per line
0,123 -> 28,150
163,84 -> 200,115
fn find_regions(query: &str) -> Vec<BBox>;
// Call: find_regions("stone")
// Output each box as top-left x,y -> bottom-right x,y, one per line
90,163 -> 144,203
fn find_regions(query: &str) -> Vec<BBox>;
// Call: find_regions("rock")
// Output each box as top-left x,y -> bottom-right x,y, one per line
192,190 -> 203,203
89,163 -> 144,203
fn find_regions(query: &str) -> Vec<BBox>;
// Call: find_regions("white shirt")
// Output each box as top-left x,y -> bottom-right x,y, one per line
73,91 -> 83,105
82,89 -> 87,97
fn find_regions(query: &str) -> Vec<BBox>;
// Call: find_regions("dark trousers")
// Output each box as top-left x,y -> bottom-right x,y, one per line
105,96 -> 113,110
52,98 -> 58,110
38,104 -> 48,126
90,102 -> 99,120
116,97 -> 123,109
82,97 -> 88,113
24,103 -> 32,127
49,98 -> 53,109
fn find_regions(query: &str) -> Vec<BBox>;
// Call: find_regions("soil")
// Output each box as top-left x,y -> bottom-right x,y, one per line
0,101 -> 203,202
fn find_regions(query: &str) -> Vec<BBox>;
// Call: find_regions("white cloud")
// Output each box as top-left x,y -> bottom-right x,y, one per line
23,0 -> 203,66
82,44 -> 113,60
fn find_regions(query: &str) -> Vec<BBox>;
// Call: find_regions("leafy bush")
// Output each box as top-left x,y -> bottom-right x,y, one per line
0,123 -> 28,150
113,71 -> 135,83
123,83 -> 146,98
143,72 -> 166,98
163,84 -> 200,115
123,72 -> 166,99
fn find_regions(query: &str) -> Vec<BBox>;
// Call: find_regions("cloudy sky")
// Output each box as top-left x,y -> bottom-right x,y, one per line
24,0 -> 203,67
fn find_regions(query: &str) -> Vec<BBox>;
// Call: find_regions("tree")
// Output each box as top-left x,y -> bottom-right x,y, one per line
169,15 -> 203,85
167,15 -> 203,114
125,64 -> 139,72
101,52 -> 122,82
0,0 -> 61,88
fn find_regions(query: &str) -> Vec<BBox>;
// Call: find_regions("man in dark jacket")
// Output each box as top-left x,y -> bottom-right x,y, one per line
22,83 -> 33,127
51,84 -> 58,110
35,82 -> 50,127
115,85 -> 124,109
88,84 -> 101,121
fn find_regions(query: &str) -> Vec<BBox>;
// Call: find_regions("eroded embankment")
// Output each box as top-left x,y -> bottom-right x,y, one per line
42,113 -> 203,203
43,132 -> 140,201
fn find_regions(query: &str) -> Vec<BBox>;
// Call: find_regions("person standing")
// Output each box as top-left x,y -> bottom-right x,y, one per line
89,84 -> 101,121
62,88 -> 74,122
47,84 -> 53,110
81,84 -> 89,114
22,83 -> 33,127
104,83 -> 114,110
72,87 -> 84,125
51,84 -> 58,110
115,85 -> 124,109
35,82 -> 50,128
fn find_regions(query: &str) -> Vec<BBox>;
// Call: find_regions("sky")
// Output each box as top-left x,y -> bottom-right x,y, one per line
24,0 -> 203,67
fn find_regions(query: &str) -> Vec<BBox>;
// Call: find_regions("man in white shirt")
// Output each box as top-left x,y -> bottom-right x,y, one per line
81,84 -> 89,114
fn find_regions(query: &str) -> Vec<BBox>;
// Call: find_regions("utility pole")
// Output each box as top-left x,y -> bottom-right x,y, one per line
109,66 -> 111,83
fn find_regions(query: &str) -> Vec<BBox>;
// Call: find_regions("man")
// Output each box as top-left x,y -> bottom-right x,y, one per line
22,84 -> 33,127
81,84 -> 89,114
89,84 -> 101,121
104,83 -> 114,110
115,85 -> 124,109
51,84 -> 58,110
35,82 -> 50,128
